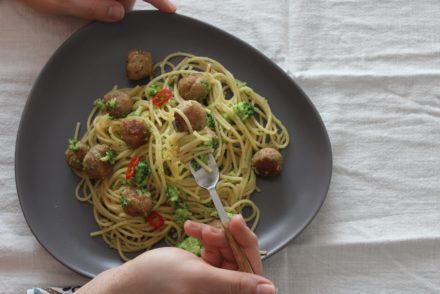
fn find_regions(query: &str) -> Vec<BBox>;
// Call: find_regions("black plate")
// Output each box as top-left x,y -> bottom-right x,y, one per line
16,11 -> 332,278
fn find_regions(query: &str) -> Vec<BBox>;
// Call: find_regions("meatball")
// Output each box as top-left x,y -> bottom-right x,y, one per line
121,187 -> 153,217
65,142 -> 89,171
178,73 -> 211,101
83,144 -> 114,180
120,119 -> 149,148
126,50 -> 153,81
174,101 -> 207,132
251,147 -> 283,177
103,89 -> 133,118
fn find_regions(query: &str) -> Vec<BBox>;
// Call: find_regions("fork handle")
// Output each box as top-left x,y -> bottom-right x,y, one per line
222,221 -> 254,273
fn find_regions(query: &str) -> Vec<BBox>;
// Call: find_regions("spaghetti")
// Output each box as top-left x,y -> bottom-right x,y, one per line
70,52 -> 289,260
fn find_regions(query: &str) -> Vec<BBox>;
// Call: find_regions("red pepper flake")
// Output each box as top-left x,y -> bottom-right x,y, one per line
152,89 -> 173,107
126,156 -> 140,180
147,211 -> 164,229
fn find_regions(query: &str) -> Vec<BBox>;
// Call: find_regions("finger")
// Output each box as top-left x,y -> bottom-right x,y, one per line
221,260 -> 238,271
200,266 -> 276,294
118,0 -> 135,11
68,0 -> 126,22
201,246 -> 222,267
185,220 -> 228,248
219,247 -> 236,263
184,220 -> 203,239
229,214 -> 263,274
143,0 -> 176,13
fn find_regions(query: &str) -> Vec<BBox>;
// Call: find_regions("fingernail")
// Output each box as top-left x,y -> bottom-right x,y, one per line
187,220 -> 199,229
237,214 -> 245,222
108,5 -> 124,20
256,284 -> 276,294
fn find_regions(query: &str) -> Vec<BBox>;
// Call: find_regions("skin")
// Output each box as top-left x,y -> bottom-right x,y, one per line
77,215 -> 276,294
21,0 -> 176,22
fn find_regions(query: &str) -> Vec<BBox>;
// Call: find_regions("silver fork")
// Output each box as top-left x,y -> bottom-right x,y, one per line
189,154 -> 254,273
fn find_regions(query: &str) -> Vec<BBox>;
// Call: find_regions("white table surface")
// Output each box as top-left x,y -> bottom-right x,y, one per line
1,0 -> 440,293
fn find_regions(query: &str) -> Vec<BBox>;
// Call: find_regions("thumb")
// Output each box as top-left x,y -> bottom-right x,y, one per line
68,0 -> 126,22
203,267 -> 276,294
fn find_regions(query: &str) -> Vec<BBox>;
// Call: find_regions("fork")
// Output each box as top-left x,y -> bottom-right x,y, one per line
189,154 -> 254,273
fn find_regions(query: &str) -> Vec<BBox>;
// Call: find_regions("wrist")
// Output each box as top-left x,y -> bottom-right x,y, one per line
77,266 -> 126,294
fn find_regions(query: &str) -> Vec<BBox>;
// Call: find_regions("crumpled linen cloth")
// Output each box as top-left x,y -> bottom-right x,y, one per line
1,0 -> 440,293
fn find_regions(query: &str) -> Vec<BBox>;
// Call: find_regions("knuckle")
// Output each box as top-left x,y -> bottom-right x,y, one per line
229,276 -> 254,294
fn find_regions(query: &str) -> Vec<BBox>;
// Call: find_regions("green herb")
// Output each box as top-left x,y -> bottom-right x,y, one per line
200,79 -> 211,92
227,171 -> 237,177
177,237 -> 203,256
236,79 -> 247,88
232,102 -> 255,121
206,110 -> 216,130
165,185 -> 180,204
107,98 -> 118,109
204,138 -> 219,150
147,84 -> 160,97
68,138 -> 79,151
133,160 -> 151,187
120,196 -> 128,208
100,149 -> 116,165
190,154 -> 209,171
94,99 -> 106,111
136,188 -> 150,197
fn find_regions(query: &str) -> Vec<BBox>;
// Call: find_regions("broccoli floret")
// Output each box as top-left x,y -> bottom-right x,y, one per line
94,99 -> 106,111
100,149 -> 116,165
120,196 -> 128,208
174,205 -> 192,225
177,237 -> 203,256
210,210 -> 235,219
132,160 -> 151,187
232,102 -> 255,121
165,185 -> 192,224
94,98 -> 118,112
206,110 -> 216,130
147,84 -> 160,97
165,185 -> 180,204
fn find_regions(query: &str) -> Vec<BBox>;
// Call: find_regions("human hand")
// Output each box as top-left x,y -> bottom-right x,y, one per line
78,247 -> 275,294
184,214 -> 264,275
77,215 -> 275,294
21,0 -> 176,22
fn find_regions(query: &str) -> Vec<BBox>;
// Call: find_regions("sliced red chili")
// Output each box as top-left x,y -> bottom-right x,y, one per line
147,211 -> 164,229
126,156 -> 140,180
152,89 -> 173,107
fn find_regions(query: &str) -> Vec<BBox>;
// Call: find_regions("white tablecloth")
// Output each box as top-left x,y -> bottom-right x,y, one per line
1,0 -> 440,293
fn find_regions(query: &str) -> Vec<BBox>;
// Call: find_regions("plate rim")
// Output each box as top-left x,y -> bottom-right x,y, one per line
15,10 -> 333,278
